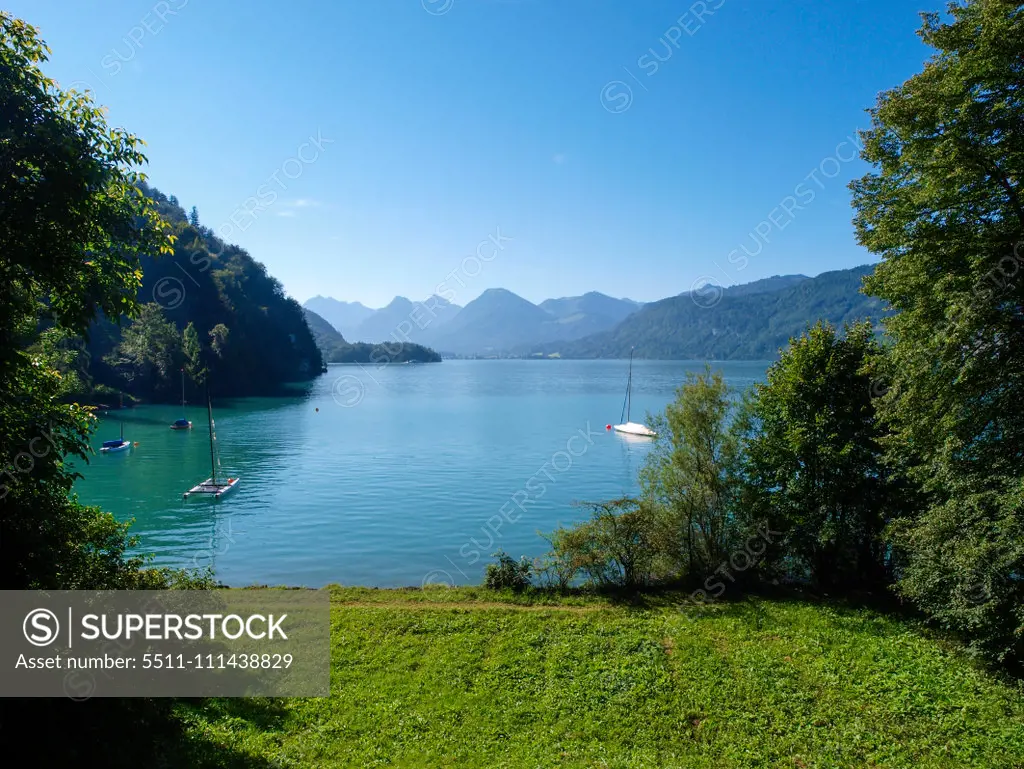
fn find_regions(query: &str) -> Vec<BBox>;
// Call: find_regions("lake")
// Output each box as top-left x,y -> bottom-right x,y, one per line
74,359 -> 770,587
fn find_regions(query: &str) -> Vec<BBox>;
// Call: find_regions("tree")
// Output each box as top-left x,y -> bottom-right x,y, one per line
0,12 -> 173,591
189,206 -> 199,227
182,321 -> 206,385
540,368 -> 743,590
208,323 -> 229,359
105,303 -> 182,396
0,14 -> 233,762
543,498 -> 664,588
851,0 -> 1024,662
738,321 -> 892,590
639,365 -> 742,582
0,14 -> 172,366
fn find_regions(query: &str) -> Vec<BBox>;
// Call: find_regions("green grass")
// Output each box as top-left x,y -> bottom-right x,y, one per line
168,587 -> 1024,768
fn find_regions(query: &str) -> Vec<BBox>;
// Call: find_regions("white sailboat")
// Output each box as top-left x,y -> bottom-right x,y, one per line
183,388 -> 239,499
613,347 -> 656,437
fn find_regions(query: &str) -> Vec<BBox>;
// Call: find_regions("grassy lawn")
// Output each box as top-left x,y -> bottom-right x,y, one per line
170,587 -> 1024,768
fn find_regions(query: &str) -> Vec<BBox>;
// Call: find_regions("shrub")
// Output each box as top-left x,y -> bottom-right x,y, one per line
639,366 -> 745,583
484,550 -> 532,591
544,498 -> 667,589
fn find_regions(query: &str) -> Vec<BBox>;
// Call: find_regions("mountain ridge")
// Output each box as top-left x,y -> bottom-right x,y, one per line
303,296 -> 377,339
303,266 -> 885,359
528,265 -> 886,360
352,294 -> 461,344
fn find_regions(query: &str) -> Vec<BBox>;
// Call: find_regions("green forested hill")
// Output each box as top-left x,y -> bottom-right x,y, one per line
77,186 -> 325,401
531,265 -> 888,359
304,309 -> 442,363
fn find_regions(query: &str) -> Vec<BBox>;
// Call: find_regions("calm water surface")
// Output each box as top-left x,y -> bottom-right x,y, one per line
74,360 -> 769,587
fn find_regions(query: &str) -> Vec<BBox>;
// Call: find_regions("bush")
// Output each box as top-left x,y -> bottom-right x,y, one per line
484,550 -> 532,591
544,498 -> 668,589
639,366 -> 745,583
544,368 -> 747,592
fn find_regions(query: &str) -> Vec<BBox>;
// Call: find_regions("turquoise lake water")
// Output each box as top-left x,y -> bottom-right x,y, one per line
74,359 -> 770,587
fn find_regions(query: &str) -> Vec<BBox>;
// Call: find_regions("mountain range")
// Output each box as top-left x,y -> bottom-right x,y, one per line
302,264 -> 888,360
303,290 -> 643,353
303,295 -> 461,343
303,297 -> 378,339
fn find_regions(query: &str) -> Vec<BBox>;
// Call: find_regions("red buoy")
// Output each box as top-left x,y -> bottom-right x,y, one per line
606,424 -> 611,430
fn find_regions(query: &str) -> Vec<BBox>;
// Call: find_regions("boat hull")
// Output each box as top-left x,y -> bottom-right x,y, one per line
100,441 -> 131,452
613,422 -> 657,437
170,421 -> 192,430
183,477 -> 239,498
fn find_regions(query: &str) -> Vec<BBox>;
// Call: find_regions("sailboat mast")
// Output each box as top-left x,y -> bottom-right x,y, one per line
207,388 -> 216,483
181,368 -> 186,415
626,348 -> 633,422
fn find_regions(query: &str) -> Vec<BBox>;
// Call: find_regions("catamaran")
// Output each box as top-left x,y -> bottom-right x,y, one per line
183,389 -> 239,498
100,422 -> 131,452
612,347 -> 657,437
170,368 -> 192,429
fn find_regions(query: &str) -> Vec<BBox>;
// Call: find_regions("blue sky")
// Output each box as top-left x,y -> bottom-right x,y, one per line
14,0 -> 936,308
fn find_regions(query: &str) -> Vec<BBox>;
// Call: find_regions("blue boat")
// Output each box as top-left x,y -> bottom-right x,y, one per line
170,369 -> 192,429
100,423 -> 131,453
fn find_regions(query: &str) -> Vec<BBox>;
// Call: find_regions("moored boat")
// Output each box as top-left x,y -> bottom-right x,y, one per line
100,423 -> 132,452
611,348 -> 656,438
170,369 -> 192,429
183,385 -> 239,499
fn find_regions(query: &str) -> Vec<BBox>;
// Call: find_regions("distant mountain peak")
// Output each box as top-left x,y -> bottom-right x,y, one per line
302,295 -> 378,338
470,288 -> 536,307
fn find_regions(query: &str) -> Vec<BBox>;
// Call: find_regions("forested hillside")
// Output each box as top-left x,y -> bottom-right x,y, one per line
532,265 -> 887,359
74,185 -> 324,402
